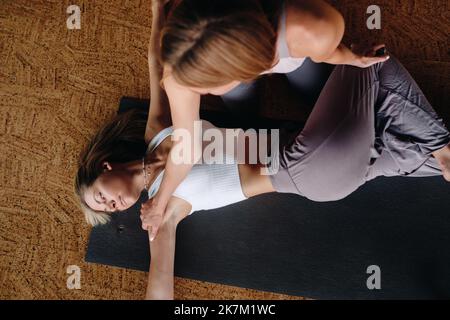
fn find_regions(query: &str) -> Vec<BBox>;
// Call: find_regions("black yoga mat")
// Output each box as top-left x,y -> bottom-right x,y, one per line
85,98 -> 450,299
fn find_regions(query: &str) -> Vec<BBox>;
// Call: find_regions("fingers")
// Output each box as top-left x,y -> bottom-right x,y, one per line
142,215 -> 160,241
140,207 -> 150,230
149,226 -> 159,242
351,43 -> 390,68
362,44 -> 390,67
140,208 -> 162,241
372,44 -> 386,52
140,211 -> 156,228
140,198 -> 166,240
140,214 -> 160,240
366,44 -> 389,58
142,224 -> 158,242
141,218 -> 151,231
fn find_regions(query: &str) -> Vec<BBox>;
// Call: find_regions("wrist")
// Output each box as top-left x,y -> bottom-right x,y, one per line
343,44 -> 358,65
350,55 -> 362,67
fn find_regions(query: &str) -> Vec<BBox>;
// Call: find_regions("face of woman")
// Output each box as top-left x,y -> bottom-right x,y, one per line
83,168 -> 142,213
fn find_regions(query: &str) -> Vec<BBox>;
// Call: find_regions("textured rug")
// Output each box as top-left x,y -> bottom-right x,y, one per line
0,0 -> 449,299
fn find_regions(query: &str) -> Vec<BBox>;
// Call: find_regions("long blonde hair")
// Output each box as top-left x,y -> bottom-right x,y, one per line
159,0 -> 282,88
74,109 -> 148,226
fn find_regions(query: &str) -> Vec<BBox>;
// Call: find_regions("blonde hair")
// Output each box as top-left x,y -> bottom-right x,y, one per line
75,185 -> 111,226
74,109 -> 148,226
159,0 -> 282,88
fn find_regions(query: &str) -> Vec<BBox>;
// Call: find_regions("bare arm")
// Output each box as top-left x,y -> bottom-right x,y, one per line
144,218 -> 177,300
143,196 -> 192,300
287,0 -> 389,68
141,1 -> 201,242
145,1 -> 172,143
144,72 -> 202,241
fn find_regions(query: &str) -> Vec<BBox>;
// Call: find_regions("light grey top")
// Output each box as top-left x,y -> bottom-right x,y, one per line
146,120 -> 248,215
260,1 -> 306,75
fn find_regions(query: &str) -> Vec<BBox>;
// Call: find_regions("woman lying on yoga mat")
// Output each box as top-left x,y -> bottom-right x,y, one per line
142,0 -> 390,236
75,52 -> 450,298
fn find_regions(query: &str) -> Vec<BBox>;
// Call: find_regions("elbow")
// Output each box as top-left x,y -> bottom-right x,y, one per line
334,11 -> 345,47
310,14 -> 345,63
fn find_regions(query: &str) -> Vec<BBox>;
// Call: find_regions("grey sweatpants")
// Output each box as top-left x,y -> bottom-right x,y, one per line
269,57 -> 450,202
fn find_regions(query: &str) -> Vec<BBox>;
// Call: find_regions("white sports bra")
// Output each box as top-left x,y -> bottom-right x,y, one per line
260,1 -> 305,75
146,121 -> 248,215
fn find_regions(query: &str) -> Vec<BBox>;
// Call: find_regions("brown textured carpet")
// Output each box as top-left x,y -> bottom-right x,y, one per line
0,0 -> 448,299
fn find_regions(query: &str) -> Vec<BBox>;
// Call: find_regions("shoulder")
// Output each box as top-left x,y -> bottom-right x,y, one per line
161,72 -> 201,120
162,66 -> 197,96
285,0 -> 344,61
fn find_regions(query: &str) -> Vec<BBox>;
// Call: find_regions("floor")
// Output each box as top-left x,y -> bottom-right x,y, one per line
0,0 -> 448,299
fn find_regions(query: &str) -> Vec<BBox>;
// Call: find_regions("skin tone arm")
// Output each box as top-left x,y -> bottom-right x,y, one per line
141,196 -> 191,300
145,0 -> 172,142
142,1 -> 201,242
142,6 -> 195,297
145,74 -> 201,241
287,0 -> 389,68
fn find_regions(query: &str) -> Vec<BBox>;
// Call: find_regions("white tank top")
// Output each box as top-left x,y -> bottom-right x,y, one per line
260,1 -> 305,75
146,120 -> 248,215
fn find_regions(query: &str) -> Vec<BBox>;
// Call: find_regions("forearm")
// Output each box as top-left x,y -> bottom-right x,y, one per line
321,43 -> 357,65
145,222 -> 177,300
321,42 -> 390,68
146,269 -> 174,300
151,82 -> 201,211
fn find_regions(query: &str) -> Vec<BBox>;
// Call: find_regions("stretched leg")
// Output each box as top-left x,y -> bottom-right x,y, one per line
271,64 -> 380,201
367,56 -> 450,181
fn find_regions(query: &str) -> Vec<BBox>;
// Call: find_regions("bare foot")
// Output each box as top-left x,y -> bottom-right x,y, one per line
433,144 -> 450,182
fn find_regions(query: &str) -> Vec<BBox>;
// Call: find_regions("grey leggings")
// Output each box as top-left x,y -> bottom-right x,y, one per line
269,56 -> 450,202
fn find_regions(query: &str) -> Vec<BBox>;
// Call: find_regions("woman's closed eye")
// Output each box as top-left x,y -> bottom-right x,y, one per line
97,192 -> 112,213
